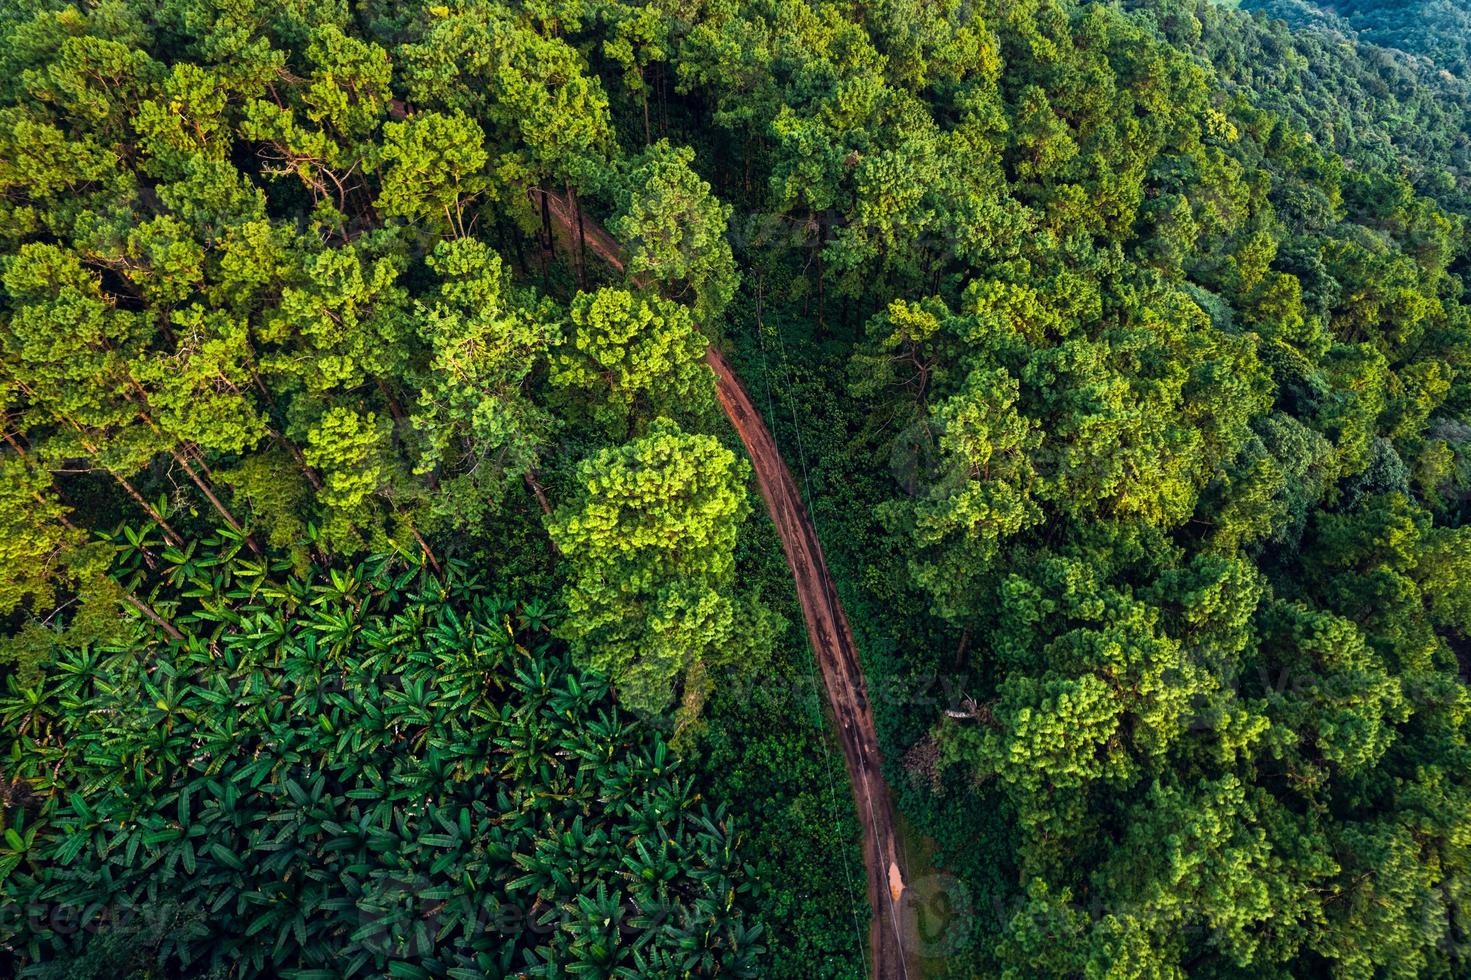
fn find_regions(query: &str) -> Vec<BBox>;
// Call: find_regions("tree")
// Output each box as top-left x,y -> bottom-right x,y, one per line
409,238 -> 558,527
241,23 -> 392,228
375,110 -> 490,237
610,141 -> 738,320
546,420 -> 776,720
264,238 -> 410,395
302,406 -> 392,549
0,455 -> 81,618
397,8 -> 615,278
550,287 -> 715,438
886,365 -> 1041,623
1,241 -> 245,543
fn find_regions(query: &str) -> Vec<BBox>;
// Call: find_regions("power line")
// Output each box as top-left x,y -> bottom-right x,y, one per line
746,282 -> 871,973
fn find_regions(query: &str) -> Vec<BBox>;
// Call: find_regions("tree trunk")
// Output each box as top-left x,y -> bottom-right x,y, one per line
525,468 -> 554,518
77,439 -> 186,548
500,220 -> 530,277
184,443 -> 218,481
410,527 -> 442,575
571,184 -> 588,290
375,378 -> 410,429
2,426 -> 31,458
168,448 -> 261,555
275,429 -> 324,491
641,78 -> 652,146
657,63 -> 669,137
123,592 -> 186,642
524,468 -> 561,559
122,383 -> 257,550
10,378 -> 192,548
539,188 -> 554,287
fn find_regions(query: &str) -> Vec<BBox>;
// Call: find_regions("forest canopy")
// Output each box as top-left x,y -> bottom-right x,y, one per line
0,0 -> 1469,976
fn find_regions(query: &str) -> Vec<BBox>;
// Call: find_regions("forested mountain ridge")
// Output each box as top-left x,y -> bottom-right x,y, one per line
1133,0 -> 1471,228
1244,0 -> 1471,80
0,0 -> 1468,976
1137,0 -> 1471,207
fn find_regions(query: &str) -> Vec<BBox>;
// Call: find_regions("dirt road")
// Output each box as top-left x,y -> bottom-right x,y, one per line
705,345 -> 914,980
532,188 -> 916,979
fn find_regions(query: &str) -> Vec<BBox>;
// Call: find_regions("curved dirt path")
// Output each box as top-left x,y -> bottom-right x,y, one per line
705,345 -> 914,980
532,189 -> 916,979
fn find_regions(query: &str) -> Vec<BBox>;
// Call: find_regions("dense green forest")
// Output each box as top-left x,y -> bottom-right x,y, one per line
1,0 -> 1469,975
1142,0 -> 1471,209
1245,0 -> 1471,80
